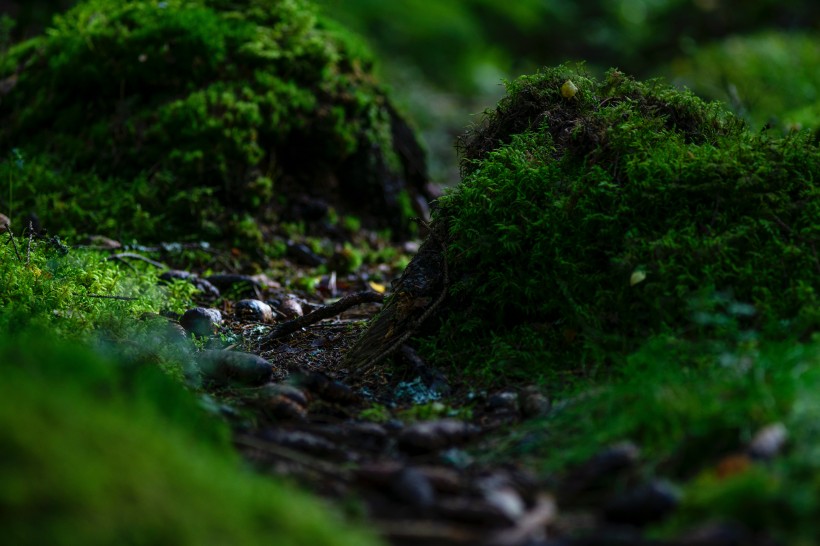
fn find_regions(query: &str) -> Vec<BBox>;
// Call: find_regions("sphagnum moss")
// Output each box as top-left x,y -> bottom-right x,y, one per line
349,65 -> 820,383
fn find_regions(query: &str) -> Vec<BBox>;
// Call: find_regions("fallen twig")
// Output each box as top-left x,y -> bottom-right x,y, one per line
4,223 -> 23,262
261,290 -> 384,347
86,294 -> 140,301
106,252 -> 167,269
485,494 -> 557,546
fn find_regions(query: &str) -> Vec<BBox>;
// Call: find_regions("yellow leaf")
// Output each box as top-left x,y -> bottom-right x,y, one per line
630,270 -> 647,286
368,281 -> 386,294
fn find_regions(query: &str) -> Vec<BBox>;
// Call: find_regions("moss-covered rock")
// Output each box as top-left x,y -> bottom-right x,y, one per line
0,332 -> 381,546
0,0 -> 429,241
346,65 -> 820,382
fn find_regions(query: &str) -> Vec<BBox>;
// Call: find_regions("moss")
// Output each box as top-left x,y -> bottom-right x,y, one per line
0,0 -> 428,242
0,332 -> 381,546
426,65 -> 820,381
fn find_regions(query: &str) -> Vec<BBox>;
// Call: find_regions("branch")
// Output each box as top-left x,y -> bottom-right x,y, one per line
261,290 -> 384,347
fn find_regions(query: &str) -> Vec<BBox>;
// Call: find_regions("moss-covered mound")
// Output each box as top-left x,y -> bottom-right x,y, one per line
0,0 -> 428,241
0,332 -> 381,546
405,66 -> 819,381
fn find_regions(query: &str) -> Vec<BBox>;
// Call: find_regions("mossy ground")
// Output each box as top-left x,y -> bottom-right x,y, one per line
0,332 -> 381,546
423,65 -> 819,383
0,225 -> 383,546
0,0 -> 427,243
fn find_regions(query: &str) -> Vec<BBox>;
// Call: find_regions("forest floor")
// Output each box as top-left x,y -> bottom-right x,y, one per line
95,221 -> 779,546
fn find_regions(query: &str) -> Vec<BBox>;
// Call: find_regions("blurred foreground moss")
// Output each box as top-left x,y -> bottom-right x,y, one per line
669,31 -> 820,131
0,332 -> 381,546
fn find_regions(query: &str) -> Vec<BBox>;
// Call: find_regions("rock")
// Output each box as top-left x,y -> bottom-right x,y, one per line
603,480 -> 680,526
302,372 -> 360,405
197,350 -> 272,387
0,213 -> 9,232
484,485 -> 527,522
561,441 -> 641,498
286,241 -> 326,267
179,307 -> 223,337
260,428 -> 349,461
487,391 -> 520,413
748,422 -> 788,460
160,271 -> 221,299
277,294 -> 305,319
234,299 -> 274,323
80,234 -> 122,249
249,384 -> 309,421
520,386 -> 551,418
398,419 -> 481,454
390,467 -> 436,509
204,274 -> 262,298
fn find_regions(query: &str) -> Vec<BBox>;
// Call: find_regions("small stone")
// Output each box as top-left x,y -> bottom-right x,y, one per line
160,271 -> 221,299
561,441 -> 641,497
277,295 -> 304,319
398,419 -> 481,454
250,384 -> 309,420
487,391 -> 520,413
286,241 -> 326,267
81,235 -> 122,249
484,485 -> 526,521
748,422 -> 788,460
234,299 -> 274,323
197,350 -> 272,387
390,467 -> 436,508
520,386 -> 551,418
603,480 -> 680,526
179,307 -> 222,337
302,372 -> 360,405
0,213 -> 9,232
204,274 -> 262,298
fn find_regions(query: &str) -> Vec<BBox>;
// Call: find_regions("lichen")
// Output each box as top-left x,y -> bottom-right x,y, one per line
0,0 -> 428,242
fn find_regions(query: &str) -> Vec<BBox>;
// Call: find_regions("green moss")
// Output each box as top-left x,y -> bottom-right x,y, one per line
0,0 -> 426,242
668,31 -> 820,131
428,65 -> 820,381
0,332 -> 381,546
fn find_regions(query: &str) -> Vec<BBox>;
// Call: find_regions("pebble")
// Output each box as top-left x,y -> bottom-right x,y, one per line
520,386 -> 551,418
179,307 -> 223,337
260,428 -> 349,460
277,294 -> 304,319
603,480 -> 680,526
286,241 -> 326,267
748,422 -> 788,460
398,419 -> 481,454
487,391 -> 520,413
0,212 -> 9,232
160,271 -> 221,299
561,441 -> 641,497
204,274 -> 262,297
302,372 -> 360,405
249,384 -> 310,421
197,350 -> 272,387
234,299 -> 274,323
390,467 -> 436,508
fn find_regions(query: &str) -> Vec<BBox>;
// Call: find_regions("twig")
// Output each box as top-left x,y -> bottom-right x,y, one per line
25,220 -> 32,266
86,294 -> 140,301
485,494 -> 556,546
4,223 -> 22,262
106,252 -> 167,269
261,290 -> 384,346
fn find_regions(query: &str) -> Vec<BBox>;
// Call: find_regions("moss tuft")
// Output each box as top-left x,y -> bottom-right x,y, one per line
0,0 -> 428,241
428,65 -> 820,381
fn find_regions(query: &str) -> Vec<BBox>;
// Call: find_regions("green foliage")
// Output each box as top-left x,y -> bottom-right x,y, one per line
669,32 -> 820,131
429,65 -> 820,381
0,332 -> 381,546
491,334 -> 820,541
0,0 -> 423,242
